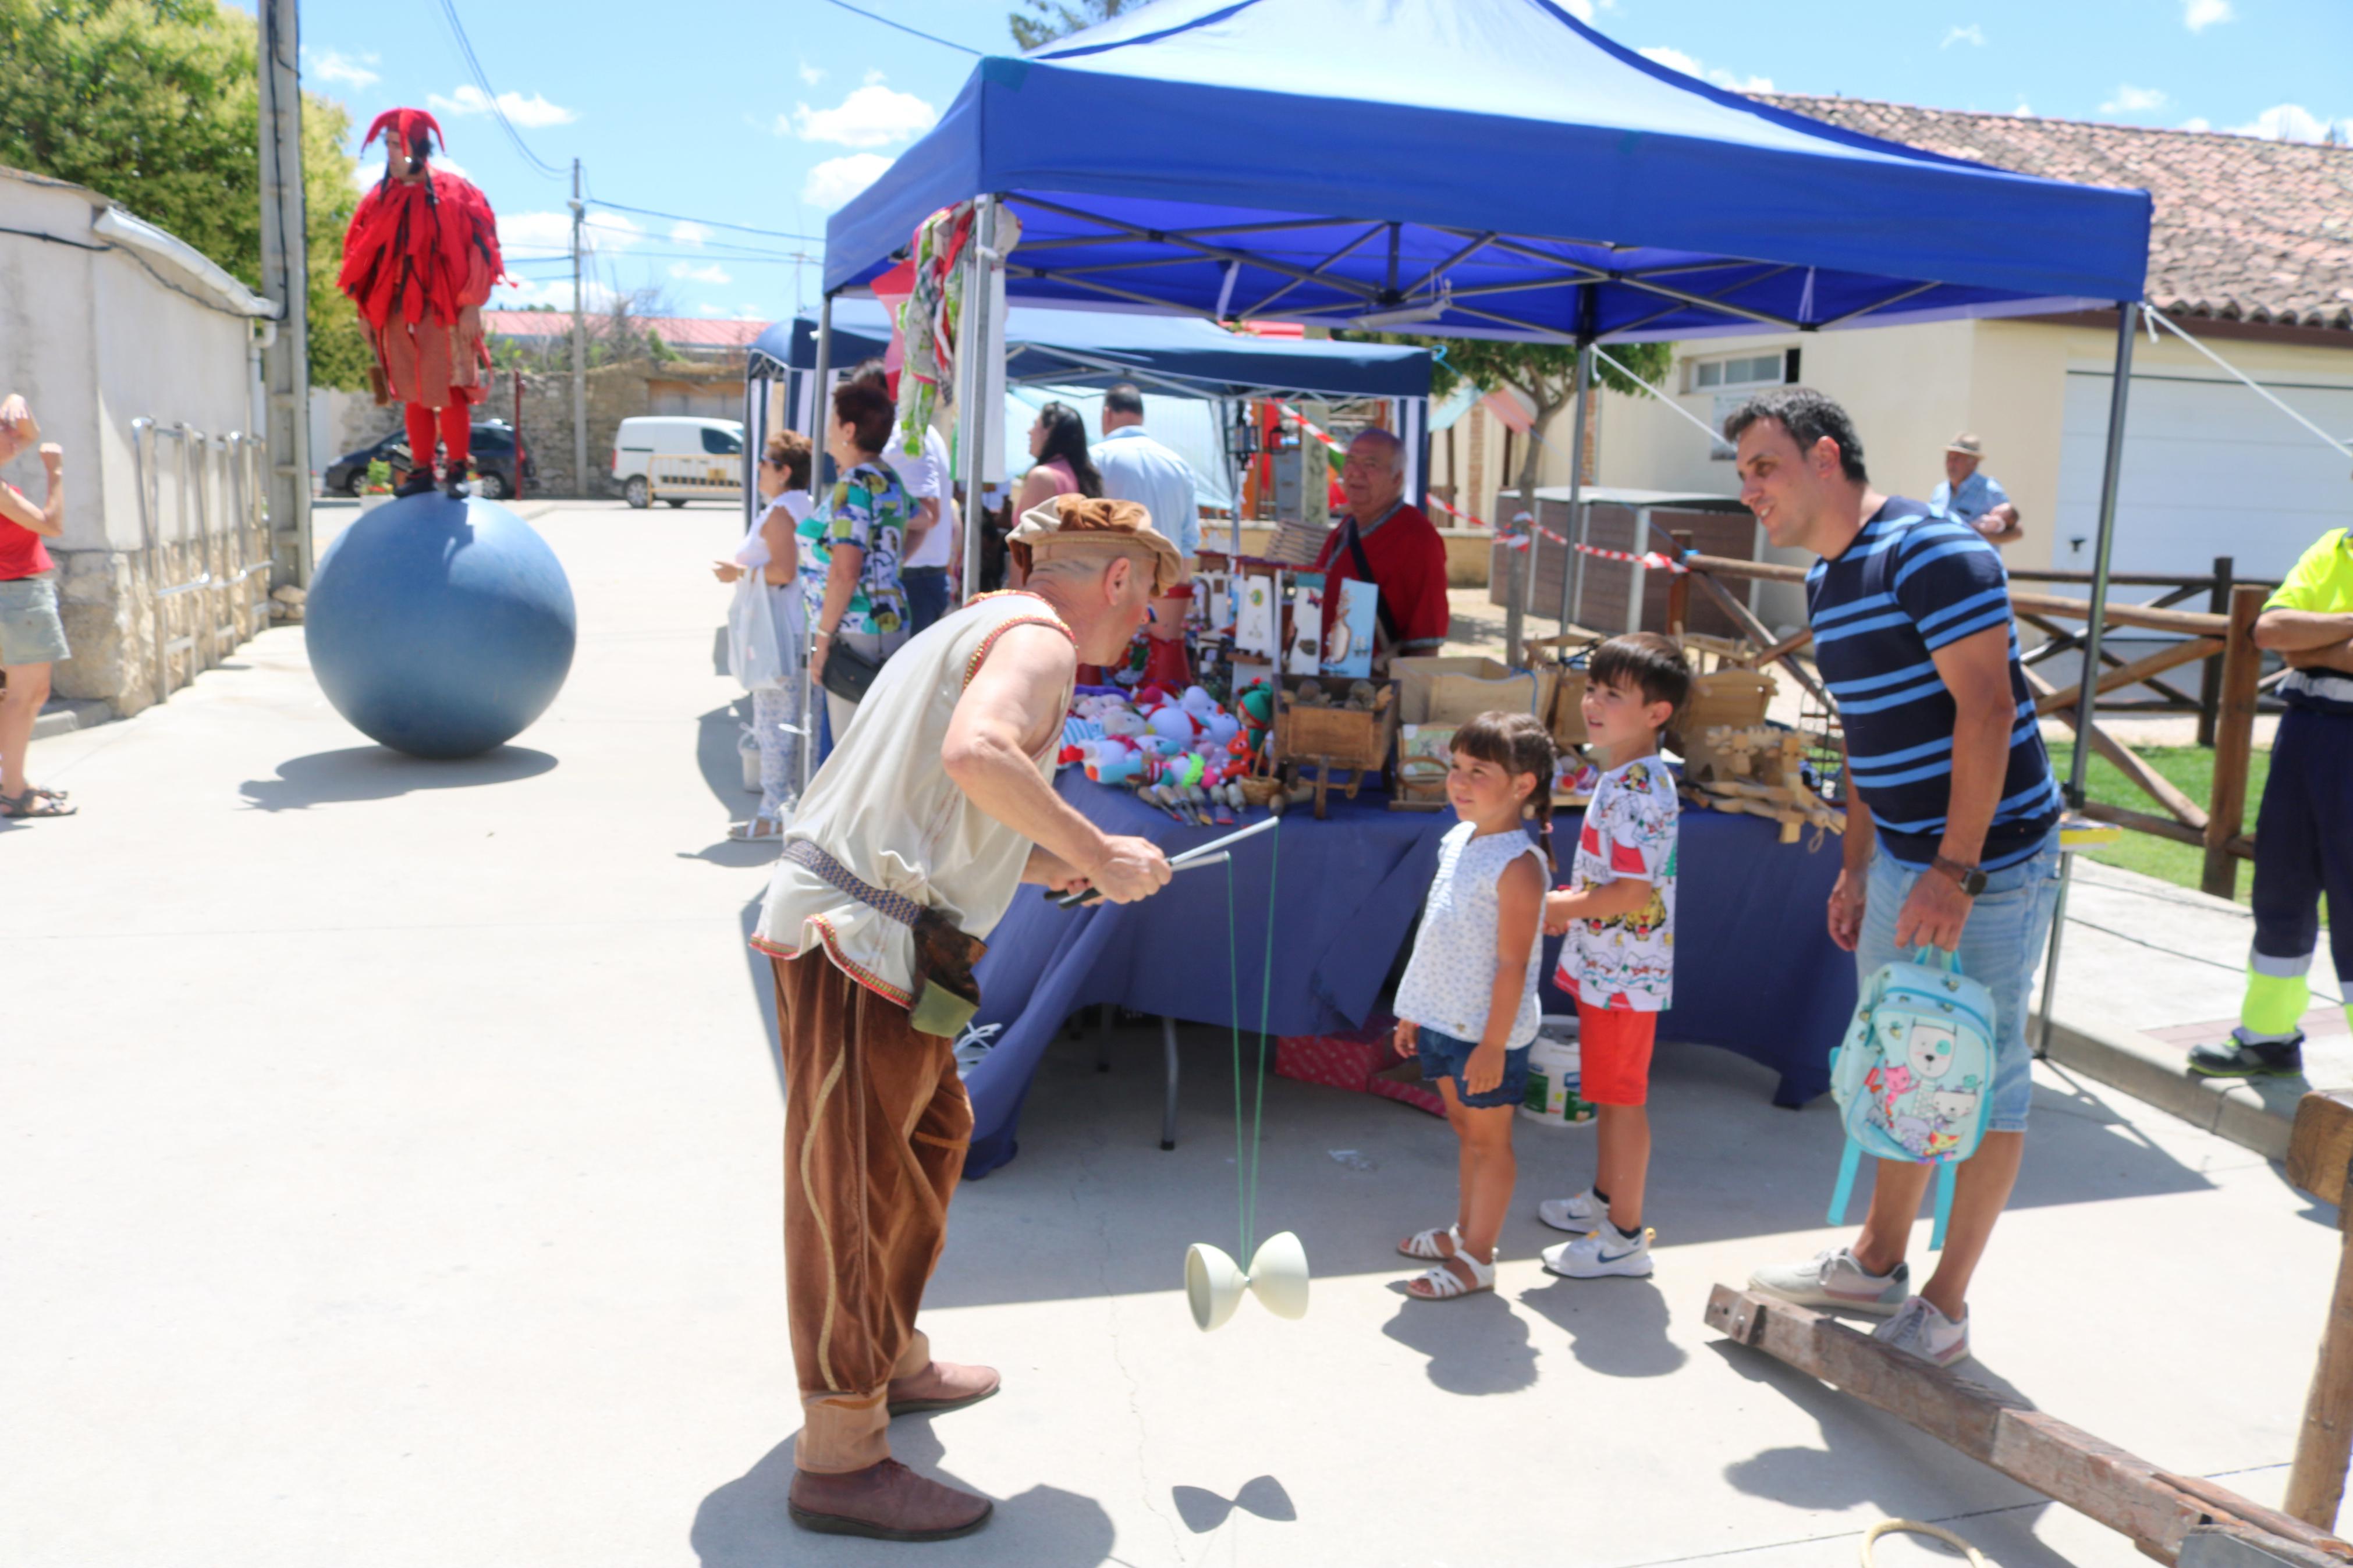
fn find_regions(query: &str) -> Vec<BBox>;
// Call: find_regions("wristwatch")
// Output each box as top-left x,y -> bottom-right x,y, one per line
1930,855 -> 1987,897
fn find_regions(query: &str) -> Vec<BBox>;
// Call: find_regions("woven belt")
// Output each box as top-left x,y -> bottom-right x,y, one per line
783,839 -> 927,927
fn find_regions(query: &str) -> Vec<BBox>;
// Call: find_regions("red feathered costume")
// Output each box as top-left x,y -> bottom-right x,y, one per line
338,109 -> 504,490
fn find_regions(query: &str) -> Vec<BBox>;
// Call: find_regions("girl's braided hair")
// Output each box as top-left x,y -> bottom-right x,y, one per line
1451,709 -> 1559,873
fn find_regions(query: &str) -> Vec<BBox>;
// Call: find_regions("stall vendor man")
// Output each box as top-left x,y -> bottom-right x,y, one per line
751,495 -> 1176,1541
1310,428 -> 1451,669
1931,432 -> 2022,546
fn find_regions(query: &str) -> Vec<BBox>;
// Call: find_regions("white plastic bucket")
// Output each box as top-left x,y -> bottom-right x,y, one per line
1518,1016 -> 1592,1127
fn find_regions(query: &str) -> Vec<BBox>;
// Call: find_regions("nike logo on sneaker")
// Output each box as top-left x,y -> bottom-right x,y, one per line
1597,1246 -> 1641,1264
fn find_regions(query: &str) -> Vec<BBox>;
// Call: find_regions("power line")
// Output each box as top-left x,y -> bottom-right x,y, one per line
584,196 -> 826,244
818,0 -> 982,55
431,0 -> 567,178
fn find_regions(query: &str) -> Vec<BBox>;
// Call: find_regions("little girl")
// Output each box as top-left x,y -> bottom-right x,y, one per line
1392,710 -> 1555,1300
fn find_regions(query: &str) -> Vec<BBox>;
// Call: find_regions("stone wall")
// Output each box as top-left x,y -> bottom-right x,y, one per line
51,521 -> 272,718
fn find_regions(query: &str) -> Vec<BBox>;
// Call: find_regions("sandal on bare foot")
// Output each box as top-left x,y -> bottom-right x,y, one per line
1399,1224 -> 1463,1261
1404,1251 -> 1495,1300
727,815 -> 788,842
1,788 -> 76,818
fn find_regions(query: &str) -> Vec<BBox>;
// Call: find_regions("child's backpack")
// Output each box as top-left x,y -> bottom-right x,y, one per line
1826,947 -> 1997,1250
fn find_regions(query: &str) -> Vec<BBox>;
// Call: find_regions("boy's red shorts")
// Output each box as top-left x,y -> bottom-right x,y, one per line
1575,994 -> 1657,1106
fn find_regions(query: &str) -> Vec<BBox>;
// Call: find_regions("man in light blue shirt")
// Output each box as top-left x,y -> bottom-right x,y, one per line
1091,383 -> 1201,685
1929,432 -> 2022,546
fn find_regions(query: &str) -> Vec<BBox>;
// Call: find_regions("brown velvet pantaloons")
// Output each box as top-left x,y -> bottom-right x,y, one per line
771,951 -> 971,1473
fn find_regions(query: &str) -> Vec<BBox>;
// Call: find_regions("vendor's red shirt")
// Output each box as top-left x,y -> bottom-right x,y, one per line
1311,499 -> 1450,657
0,485 -> 53,578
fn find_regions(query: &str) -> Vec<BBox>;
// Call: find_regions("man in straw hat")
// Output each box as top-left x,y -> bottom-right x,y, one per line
1931,432 -> 2022,546
751,493 -> 1177,1539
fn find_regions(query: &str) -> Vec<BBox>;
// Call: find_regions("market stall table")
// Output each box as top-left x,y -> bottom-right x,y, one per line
959,771 -> 1855,1178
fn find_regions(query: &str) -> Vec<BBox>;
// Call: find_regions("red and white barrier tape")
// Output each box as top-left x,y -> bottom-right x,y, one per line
1574,542 -> 1689,573
1271,401 -> 1346,453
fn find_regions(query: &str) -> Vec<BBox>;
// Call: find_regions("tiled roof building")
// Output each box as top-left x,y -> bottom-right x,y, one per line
1761,94 -> 2353,332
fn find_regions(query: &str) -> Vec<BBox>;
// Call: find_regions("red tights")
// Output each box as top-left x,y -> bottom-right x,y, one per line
403,403 -> 472,473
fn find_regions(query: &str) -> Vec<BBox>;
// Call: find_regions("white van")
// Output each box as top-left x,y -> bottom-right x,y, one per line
612,416 -> 744,508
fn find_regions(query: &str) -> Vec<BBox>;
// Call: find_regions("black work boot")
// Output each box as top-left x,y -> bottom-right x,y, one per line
392,464 -> 438,499
2188,1030 -> 2306,1079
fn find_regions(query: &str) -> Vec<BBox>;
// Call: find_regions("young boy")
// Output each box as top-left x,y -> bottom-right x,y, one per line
1537,631 -> 1690,1278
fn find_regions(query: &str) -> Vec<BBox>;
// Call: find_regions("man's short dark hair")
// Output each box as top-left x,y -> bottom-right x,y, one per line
1103,383 -> 1146,418
1586,631 -> 1691,726
1722,386 -> 1868,483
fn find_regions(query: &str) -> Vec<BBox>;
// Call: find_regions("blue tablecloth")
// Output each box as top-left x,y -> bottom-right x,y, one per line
960,773 -> 1855,1176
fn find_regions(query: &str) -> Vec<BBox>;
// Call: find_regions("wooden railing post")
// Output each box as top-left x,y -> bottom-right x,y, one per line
1667,530 -> 1694,637
2198,554 -> 2233,748
2203,583 -> 2266,899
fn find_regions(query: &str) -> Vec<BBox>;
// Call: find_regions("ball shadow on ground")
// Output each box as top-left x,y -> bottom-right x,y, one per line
691,1424 -> 1115,1567
237,744 -> 556,810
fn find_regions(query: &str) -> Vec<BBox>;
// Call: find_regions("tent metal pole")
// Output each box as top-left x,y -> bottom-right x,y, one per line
955,196 -> 1000,601
800,293 -> 833,799
1559,340 -> 1593,637
2036,301 -> 2139,1056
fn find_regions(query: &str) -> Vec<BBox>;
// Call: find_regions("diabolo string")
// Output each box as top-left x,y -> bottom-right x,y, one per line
1222,824 -> 1281,1261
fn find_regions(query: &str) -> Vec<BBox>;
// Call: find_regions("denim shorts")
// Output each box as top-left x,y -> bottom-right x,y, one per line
1854,827 -> 2063,1133
0,573 -> 70,664
1415,1026 -> 1532,1110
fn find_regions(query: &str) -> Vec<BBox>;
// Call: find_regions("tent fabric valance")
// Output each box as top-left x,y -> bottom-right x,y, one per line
824,0 -> 2152,340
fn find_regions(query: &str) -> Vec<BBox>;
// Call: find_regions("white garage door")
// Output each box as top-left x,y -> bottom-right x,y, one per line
2054,367 -> 2353,583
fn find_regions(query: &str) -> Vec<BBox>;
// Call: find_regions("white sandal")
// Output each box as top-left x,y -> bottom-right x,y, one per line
728,816 -> 789,842
1399,1224 -> 1464,1261
1405,1251 -> 1495,1300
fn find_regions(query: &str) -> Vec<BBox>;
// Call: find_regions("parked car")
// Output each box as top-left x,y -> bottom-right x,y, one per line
612,415 -> 744,508
322,420 -> 537,500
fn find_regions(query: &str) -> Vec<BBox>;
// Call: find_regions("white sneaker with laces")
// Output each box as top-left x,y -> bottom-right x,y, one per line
1747,1247 -> 1909,1318
1873,1296 -> 1969,1367
1537,1189 -> 1604,1234
1543,1224 -> 1652,1278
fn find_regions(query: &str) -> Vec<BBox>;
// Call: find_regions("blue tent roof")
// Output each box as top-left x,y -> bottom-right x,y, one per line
746,300 -> 1431,399
825,0 -> 2152,340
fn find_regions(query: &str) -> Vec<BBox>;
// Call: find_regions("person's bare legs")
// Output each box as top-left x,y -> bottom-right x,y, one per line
1407,1077 -> 1517,1295
1593,1103 -> 1651,1233
0,660 -> 50,796
1849,1129 -> 2024,1321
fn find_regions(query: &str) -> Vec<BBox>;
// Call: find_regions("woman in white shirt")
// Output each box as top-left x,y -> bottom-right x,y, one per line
713,430 -> 812,841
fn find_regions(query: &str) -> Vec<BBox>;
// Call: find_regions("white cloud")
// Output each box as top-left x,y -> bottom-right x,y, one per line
1637,45 -> 1773,94
2227,104 -> 2353,143
697,302 -> 768,319
802,153 -> 894,211
1940,23 -> 1984,48
1559,0 -> 1593,19
777,82 -> 939,148
427,84 -> 579,129
864,67 -> 888,85
308,48 -> 379,88
2184,0 -> 2233,31
2101,84 -> 2169,114
669,221 -> 710,247
2013,102 -> 2034,117
2179,116 -> 2212,131
798,61 -> 825,86
670,261 -> 733,285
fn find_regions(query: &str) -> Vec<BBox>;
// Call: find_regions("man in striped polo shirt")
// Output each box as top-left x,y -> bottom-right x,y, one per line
1731,389 -> 2063,1368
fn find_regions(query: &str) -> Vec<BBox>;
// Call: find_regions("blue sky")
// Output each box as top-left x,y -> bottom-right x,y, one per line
259,0 -> 2353,323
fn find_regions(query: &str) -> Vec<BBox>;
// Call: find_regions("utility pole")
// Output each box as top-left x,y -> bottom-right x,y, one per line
570,159 -> 588,498
255,0 -> 312,584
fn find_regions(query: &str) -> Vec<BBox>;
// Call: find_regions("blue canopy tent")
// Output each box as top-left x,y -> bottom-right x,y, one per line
804,0 -> 2158,1140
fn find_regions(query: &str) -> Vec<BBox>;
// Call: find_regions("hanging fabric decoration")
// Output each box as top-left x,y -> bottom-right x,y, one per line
887,201 -> 1023,463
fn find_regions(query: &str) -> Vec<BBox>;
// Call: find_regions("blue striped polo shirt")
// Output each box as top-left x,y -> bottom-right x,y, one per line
1807,499 -> 2060,872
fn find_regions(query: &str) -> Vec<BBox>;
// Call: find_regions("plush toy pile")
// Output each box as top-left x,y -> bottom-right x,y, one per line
1059,680 -> 1282,822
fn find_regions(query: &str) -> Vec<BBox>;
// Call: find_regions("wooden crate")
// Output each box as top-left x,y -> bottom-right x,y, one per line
1667,669 -> 1776,756
1272,678 -> 1396,817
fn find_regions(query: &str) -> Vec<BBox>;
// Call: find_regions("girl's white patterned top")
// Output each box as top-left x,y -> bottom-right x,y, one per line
1394,821 -> 1546,1048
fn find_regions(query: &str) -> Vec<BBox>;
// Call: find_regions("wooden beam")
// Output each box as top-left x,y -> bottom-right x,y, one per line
2024,664 -> 2210,830
2287,1098 -> 2353,1530
1687,555 -> 2234,637
2081,799 -> 2207,848
2043,637 -> 2226,714
2206,585 -> 2266,900
1681,563 -> 1830,706
1706,1286 -> 2353,1565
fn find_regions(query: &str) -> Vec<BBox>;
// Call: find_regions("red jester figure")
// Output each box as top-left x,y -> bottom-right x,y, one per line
338,108 -> 505,499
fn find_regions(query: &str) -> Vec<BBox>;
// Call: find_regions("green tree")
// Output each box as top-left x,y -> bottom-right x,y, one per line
1008,0 -> 1142,51
0,0 -> 368,389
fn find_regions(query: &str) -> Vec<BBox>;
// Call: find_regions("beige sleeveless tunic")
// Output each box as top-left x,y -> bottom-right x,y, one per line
751,591 -> 1075,1005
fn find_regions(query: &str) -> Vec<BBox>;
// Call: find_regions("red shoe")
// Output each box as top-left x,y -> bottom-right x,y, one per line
887,1360 -> 1001,1417
788,1459 -> 992,1540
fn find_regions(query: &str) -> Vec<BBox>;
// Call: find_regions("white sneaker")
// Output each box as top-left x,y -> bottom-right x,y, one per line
1543,1224 -> 1653,1278
1747,1247 -> 1909,1318
1873,1296 -> 1970,1367
1537,1189 -> 1604,1234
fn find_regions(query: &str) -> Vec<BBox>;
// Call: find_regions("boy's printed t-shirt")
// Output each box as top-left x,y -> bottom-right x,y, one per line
1807,498 -> 2060,872
1556,755 -> 1679,1012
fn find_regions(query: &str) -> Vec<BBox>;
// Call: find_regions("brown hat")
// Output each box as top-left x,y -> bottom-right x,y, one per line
1946,432 -> 1984,456
1008,493 -> 1180,595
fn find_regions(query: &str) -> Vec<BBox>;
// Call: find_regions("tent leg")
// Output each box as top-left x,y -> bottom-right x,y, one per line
954,195 -> 1000,603
2040,301 -> 2139,1052
1559,342 -> 1593,636
800,294 -> 833,800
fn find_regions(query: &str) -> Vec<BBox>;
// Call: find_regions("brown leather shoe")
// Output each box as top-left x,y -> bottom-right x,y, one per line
887,1360 -> 1002,1418
788,1459 -> 992,1540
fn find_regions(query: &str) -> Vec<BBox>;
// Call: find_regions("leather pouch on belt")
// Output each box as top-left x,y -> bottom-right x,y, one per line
908,910 -> 987,1039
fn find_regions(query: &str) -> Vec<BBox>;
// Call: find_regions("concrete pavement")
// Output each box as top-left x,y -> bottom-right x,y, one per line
6,500 -> 2342,1567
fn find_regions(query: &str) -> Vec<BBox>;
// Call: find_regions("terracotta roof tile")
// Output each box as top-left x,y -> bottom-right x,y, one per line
481,311 -> 769,348
1758,94 -> 2353,331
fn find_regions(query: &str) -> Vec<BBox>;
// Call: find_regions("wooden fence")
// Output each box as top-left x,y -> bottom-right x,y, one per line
1670,553 -> 2266,900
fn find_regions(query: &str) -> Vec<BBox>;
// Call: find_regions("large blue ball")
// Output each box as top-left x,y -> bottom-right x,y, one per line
306,493 -> 577,760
